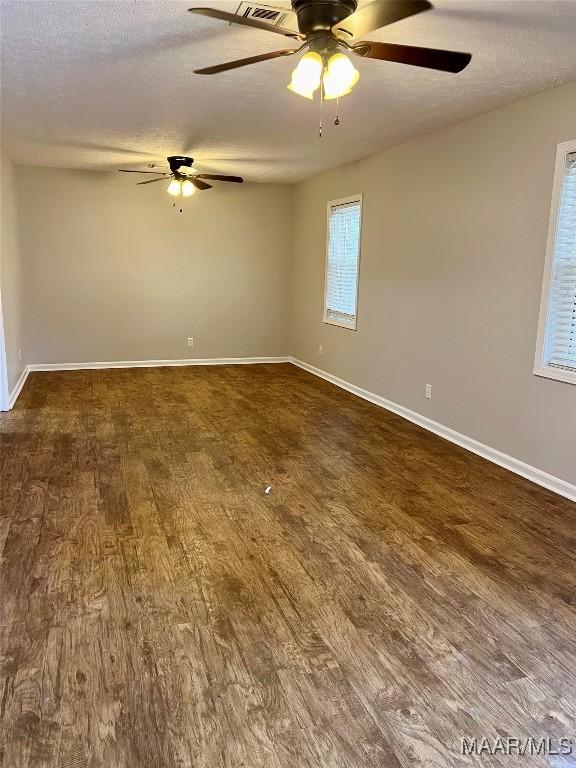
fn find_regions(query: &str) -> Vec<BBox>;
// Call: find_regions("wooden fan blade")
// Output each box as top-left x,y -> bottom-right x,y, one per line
137,177 -> 169,185
118,169 -> 169,174
190,177 -> 213,191
188,7 -> 302,39
195,174 -> 243,183
352,41 -> 471,72
333,0 -> 432,39
194,49 -> 297,75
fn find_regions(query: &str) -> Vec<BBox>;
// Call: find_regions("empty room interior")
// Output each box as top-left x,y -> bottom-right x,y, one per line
1,0 -> 576,765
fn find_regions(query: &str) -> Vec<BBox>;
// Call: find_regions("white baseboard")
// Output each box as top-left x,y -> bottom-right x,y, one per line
8,365 -> 30,409
28,356 -> 290,372
290,357 -> 576,503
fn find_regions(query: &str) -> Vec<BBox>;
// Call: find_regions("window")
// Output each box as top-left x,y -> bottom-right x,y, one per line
535,140 -> 576,385
324,195 -> 362,330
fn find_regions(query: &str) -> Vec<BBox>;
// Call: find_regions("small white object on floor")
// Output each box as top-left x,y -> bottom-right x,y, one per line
265,486 -> 272,494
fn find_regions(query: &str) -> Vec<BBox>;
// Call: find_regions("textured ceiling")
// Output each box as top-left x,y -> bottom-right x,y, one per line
1,0 -> 576,183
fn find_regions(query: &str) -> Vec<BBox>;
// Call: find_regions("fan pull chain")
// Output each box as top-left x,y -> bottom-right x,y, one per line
319,89 -> 341,135
318,80 -> 324,138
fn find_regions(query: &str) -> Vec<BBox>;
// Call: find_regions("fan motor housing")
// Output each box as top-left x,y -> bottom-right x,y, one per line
291,0 -> 357,35
167,155 -> 193,174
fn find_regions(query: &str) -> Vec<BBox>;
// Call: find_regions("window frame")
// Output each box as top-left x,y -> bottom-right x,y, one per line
534,139 -> 576,386
323,194 -> 363,331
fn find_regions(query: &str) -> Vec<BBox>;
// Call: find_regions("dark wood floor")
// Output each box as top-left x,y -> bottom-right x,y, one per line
1,364 -> 575,768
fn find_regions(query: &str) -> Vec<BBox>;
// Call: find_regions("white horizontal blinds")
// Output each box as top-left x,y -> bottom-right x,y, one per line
326,199 -> 361,325
545,150 -> 576,370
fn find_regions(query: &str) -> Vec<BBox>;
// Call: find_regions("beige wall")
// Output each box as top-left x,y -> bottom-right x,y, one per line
291,81 -> 576,486
0,148 -> 25,397
16,168 -> 293,364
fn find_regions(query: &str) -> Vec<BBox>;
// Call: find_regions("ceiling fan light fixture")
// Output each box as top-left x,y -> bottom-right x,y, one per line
167,179 -> 182,196
190,2 -> 472,113
181,179 -> 195,197
287,50 -> 323,98
323,52 -> 359,100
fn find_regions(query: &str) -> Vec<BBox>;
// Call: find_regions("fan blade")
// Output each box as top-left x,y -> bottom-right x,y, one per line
190,177 -> 213,191
195,49 -> 297,75
189,7 -> 302,39
195,174 -> 243,183
352,41 -> 471,72
118,169 -> 169,174
334,0 -> 432,38
137,177 -> 169,185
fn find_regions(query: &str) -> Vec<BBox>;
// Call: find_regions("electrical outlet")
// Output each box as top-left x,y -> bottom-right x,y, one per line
18,347 -> 22,361
425,383 -> 432,399
319,345 -> 324,355
187,337 -> 194,347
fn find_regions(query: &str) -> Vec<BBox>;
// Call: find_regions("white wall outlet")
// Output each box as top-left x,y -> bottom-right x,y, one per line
18,347 -> 22,361
425,383 -> 432,399
187,337 -> 194,347
319,345 -> 324,355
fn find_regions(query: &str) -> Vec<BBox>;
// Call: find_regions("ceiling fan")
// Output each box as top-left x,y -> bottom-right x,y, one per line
189,0 -> 471,100
118,155 -> 243,197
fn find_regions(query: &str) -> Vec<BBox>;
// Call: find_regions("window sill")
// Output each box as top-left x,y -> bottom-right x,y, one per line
534,364 -> 576,386
323,316 -> 357,331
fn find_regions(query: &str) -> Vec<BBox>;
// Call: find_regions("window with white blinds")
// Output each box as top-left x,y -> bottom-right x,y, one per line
535,141 -> 576,385
324,195 -> 362,330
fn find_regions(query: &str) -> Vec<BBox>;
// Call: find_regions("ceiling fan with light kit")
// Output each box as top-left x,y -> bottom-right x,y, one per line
118,155 -> 243,203
190,0 -> 472,110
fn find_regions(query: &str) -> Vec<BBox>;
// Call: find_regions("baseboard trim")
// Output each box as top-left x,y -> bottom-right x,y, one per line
8,365 -> 30,409
290,357 -> 576,503
28,356 -> 290,372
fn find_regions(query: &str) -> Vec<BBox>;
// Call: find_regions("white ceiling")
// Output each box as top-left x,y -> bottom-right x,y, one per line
1,0 -> 576,183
